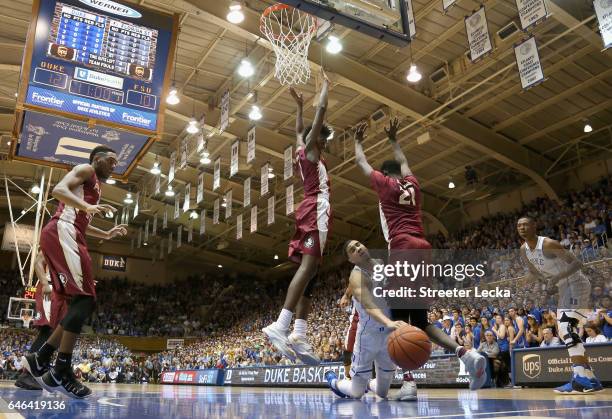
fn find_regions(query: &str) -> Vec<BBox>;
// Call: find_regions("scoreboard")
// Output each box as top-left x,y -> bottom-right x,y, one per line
12,0 -> 178,179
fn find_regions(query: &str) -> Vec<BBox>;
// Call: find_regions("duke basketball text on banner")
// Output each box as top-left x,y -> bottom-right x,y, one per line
595,0 -> 612,50
243,177 -> 251,207
230,140 -> 239,177
514,36 -> 544,90
101,255 -> 127,272
465,6 -> 492,62
247,126 -> 256,164
515,0 -> 549,31
213,157 -> 221,191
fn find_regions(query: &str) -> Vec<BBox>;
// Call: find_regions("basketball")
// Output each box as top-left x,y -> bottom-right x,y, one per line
387,325 -> 432,370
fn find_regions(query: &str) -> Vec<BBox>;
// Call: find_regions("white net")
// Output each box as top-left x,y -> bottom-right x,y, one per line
260,4 -> 318,85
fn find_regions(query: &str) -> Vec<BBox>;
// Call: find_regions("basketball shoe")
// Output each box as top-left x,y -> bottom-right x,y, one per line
288,333 -> 320,365
325,371 -> 349,398
14,371 -> 42,390
262,323 -> 296,362
554,374 -> 601,394
393,371 -> 418,400
458,348 -> 487,390
21,353 -> 49,384
39,369 -> 92,399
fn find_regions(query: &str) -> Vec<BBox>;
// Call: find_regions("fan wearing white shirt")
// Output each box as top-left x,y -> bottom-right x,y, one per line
540,328 -> 561,347
584,324 -> 607,343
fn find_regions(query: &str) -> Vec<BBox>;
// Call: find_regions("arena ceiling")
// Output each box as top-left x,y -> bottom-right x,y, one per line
0,0 -> 610,277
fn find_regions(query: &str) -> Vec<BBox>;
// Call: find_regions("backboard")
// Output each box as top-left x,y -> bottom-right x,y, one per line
278,0 -> 414,46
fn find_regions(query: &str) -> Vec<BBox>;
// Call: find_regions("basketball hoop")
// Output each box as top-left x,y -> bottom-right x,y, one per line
260,4 -> 318,85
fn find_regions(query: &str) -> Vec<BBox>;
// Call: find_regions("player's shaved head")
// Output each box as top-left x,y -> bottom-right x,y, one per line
89,145 -> 116,163
517,215 -> 535,224
381,160 -> 401,177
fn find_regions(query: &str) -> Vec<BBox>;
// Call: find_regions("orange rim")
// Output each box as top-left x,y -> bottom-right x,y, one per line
260,3 -> 318,41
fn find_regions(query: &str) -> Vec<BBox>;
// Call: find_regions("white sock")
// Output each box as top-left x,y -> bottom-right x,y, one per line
276,309 -> 293,330
293,319 -> 307,337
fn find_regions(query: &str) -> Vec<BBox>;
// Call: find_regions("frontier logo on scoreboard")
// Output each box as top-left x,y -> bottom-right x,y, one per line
79,0 -> 142,19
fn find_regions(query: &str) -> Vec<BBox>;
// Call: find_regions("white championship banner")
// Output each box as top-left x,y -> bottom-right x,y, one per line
163,209 -> 168,229
406,0 -> 416,39
144,220 -> 149,243
220,89 -> 230,133
236,213 -> 243,240
515,0 -> 549,31
174,193 -> 180,219
243,177 -> 251,207
442,0 -> 457,13
267,196 -> 275,225
260,164 -> 269,196
188,221 -> 193,243
286,184 -> 294,216
168,151 -> 176,183
595,0 -> 612,50
465,6 -> 492,62
230,140 -> 239,177
283,146 -> 293,181
514,36 -> 545,90
155,174 -> 161,195
225,189 -> 232,219
213,198 -> 220,224
133,192 -> 139,217
197,173 -> 204,204
152,214 -> 157,236
180,139 -> 188,169
200,210 -> 206,235
1,223 -> 35,253
250,205 -> 258,233
213,157 -> 221,191
247,126 -> 256,164
183,183 -> 191,212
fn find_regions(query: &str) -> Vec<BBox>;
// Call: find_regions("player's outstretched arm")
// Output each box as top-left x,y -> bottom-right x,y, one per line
86,224 -> 128,240
290,87 -> 305,149
348,270 -> 407,330
354,123 -> 373,176
53,164 -> 116,217
386,117 -> 413,177
542,238 -> 583,287
305,68 -> 329,151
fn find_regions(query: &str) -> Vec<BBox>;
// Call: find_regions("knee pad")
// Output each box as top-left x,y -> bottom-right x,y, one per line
60,295 -> 96,333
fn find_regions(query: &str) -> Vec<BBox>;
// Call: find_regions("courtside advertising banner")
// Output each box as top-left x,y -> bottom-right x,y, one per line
515,0 -> 549,31
244,177 -> 251,207
284,146 -> 293,180
161,369 -> 224,386
514,36 -> 544,90
465,6 -> 492,62
250,205 -> 257,233
101,255 -> 127,272
230,140 -> 239,177
286,185 -> 294,216
595,0 -> 612,50
213,157 -> 221,191
247,126 -> 256,164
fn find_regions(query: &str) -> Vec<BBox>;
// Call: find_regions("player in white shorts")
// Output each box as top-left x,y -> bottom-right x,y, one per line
517,216 -> 603,394
325,240 -> 408,399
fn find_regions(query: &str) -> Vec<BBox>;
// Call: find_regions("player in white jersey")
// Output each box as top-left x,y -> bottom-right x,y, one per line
325,240 -> 409,399
517,216 -> 603,394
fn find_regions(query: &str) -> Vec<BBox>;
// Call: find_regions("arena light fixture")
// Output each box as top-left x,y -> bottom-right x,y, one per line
200,149 -> 211,165
150,159 -> 161,175
583,122 -> 593,133
326,35 -> 343,54
249,105 -> 262,121
30,183 -> 41,195
237,59 -> 255,78
274,254 -> 279,260
124,192 -> 134,204
190,210 -> 198,219
448,181 -> 456,189
267,166 -> 275,179
186,118 -> 199,134
217,264 -> 223,268
106,178 -> 116,185
166,85 -> 180,105
226,2 -> 244,24
221,197 -> 227,208
406,64 -> 422,83
165,185 -> 175,197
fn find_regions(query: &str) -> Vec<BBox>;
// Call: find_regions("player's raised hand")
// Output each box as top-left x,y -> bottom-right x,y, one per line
107,224 -> 128,239
338,293 -> 351,308
320,67 -> 330,84
86,204 -> 116,217
384,117 -> 400,142
385,320 -> 408,330
355,122 -> 368,144
289,87 -> 304,106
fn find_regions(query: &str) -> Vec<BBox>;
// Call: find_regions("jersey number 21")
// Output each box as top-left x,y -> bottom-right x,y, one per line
399,182 -> 416,206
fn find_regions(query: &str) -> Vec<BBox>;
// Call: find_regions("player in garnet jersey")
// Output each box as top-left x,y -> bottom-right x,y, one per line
263,69 -> 332,365
23,145 -> 127,399
354,119 -> 487,394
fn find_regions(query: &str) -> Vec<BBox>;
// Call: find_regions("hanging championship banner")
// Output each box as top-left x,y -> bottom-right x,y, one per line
225,190 -> 233,219
197,133 -> 205,153
177,225 -> 182,248
155,174 -> 161,195
465,6 -> 492,63
284,146 -> 293,180
213,198 -> 220,225
286,184 -> 294,215
244,177 -> 251,207
168,232 -> 173,254
163,209 -> 168,229
213,157 -> 221,191
133,192 -> 140,218
144,220 -> 149,243
153,214 -> 158,236
174,193 -> 180,219
406,0 -> 416,39
183,183 -> 191,212
200,210 -> 206,235
169,151 -> 176,183
230,140 -> 239,177
515,0 -> 549,31
197,173 -> 205,204
220,89 -> 230,133
247,126 -> 256,164
188,220 -> 193,243
442,0 -> 457,12
267,196 -> 275,225
514,36 -> 545,90
261,164 -> 269,196
137,227 -> 142,248
236,213 -> 243,240
595,0 -> 612,50
180,139 -> 188,169
250,205 -> 258,233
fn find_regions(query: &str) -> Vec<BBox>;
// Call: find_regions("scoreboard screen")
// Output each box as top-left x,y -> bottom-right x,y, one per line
22,0 -> 177,133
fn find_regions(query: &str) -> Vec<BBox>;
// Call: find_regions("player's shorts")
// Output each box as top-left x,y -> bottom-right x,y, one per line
344,307 -> 360,352
33,283 -> 69,329
389,233 -> 432,251
288,196 -> 331,263
40,219 -> 96,298
350,323 -> 396,379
